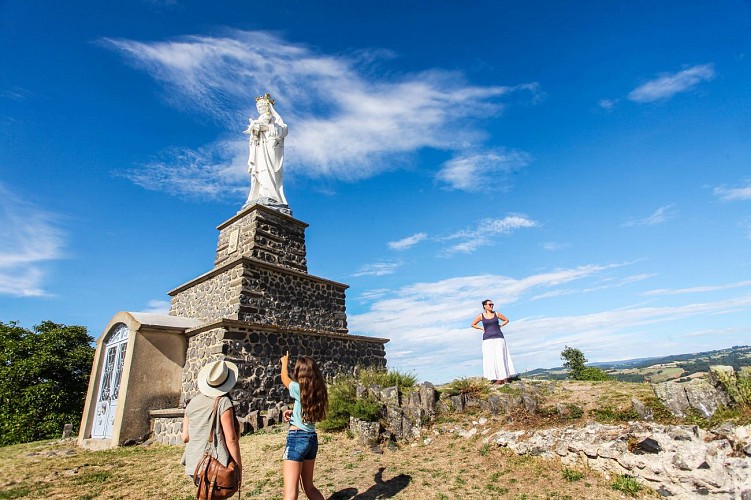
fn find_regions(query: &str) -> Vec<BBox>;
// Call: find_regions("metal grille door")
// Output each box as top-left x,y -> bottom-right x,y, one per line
90,324 -> 129,439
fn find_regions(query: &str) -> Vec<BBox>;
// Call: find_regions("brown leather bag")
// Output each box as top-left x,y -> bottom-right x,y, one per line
193,397 -> 241,500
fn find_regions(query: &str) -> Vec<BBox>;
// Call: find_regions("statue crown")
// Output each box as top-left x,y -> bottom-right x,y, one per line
255,93 -> 276,106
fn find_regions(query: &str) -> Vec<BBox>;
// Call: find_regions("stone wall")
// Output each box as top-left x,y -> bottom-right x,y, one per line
181,321 -> 387,413
169,259 -> 348,334
483,421 -> 751,499
149,409 -> 183,446
169,266 -> 243,323
214,204 -> 308,272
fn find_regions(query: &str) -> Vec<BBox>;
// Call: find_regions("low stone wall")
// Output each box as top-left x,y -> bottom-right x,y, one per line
480,421 -> 751,499
149,409 -> 184,446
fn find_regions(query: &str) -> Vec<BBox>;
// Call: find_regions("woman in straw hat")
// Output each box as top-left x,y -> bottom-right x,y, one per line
181,359 -> 243,484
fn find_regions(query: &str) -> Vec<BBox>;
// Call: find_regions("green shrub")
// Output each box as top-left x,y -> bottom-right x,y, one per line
562,467 -> 584,482
443,378 -> 490,398
578,366 -> 611,381
318,379 -> 384,431
318,382 -> 357,431
611,474 -> 641,496
350,396 -> 382,422
357,367 -> 417,389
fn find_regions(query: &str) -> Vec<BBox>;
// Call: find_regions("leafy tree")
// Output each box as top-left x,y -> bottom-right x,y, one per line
0,321 -> 94,445
560,346 -> 610,381
561,346 -> 587,379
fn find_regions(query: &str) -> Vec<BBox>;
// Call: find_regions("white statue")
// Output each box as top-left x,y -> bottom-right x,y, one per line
243,93 -> 289,211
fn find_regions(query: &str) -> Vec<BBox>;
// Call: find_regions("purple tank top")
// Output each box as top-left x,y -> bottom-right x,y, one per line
481,314 -> 504,340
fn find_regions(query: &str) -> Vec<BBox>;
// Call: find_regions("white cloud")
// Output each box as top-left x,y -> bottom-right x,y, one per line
352,261 -> 402,277
713,180 -> 751,201
102,31 -> 539,197
349,265 -> 751,382
543,242 -> 570,251
628,64 -> 715,103
141,299 -> 171,314
436,149 -> 532,191
642,280 -> 751,296
440,215 -> 538,256
0,185 -> 66,297
622,204 -> 676,227
388,233 -> 428,251
117,141 -> 248,199
598,98 -> 618,110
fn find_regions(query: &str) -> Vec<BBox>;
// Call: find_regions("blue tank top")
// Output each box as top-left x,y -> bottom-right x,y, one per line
481,314 -> 504,340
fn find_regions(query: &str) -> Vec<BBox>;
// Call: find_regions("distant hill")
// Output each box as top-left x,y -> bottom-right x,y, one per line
524,345 -> 751,383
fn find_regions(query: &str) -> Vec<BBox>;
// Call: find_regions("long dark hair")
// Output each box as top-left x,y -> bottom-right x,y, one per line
293,356 -> 328,423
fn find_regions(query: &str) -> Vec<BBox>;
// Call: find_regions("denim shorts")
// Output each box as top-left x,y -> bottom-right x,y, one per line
283,430 -> 318,462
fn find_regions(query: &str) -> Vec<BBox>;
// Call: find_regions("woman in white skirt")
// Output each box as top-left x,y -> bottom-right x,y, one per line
471,299 -> 517,384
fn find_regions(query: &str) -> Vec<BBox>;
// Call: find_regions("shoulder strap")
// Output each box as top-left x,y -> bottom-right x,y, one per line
207,396 -> 221,445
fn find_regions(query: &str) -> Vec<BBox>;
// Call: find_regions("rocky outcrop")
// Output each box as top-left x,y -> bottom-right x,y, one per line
349,382 -> 438,445
447,420 -> 751,499
653,365 -> 749,418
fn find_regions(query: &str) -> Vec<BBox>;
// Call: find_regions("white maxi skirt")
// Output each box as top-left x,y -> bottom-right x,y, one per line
482,337 -> 516,381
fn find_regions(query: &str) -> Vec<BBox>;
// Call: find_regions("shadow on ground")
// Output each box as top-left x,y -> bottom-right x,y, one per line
329,467 -> 411,499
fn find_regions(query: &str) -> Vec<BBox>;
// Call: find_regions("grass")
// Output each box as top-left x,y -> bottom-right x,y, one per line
562,468 -> 584,482
611,474 -> 642,496
0,425 -> 634,499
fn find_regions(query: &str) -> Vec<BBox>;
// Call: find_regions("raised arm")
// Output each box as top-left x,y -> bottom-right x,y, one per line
280,351 -> 292,388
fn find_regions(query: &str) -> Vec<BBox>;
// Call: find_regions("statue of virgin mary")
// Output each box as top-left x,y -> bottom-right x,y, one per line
242,93 -> 289,213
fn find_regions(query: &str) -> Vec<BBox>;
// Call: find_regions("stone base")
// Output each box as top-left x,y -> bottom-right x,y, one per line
181,320 -> 387,414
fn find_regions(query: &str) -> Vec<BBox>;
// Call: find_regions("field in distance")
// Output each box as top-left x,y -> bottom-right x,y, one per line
524,344 -> 751,383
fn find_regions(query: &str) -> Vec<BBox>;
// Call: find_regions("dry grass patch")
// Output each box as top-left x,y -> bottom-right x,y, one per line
0,421 -> 652,499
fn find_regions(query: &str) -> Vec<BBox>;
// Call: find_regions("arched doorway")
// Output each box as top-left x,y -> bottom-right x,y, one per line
90,323 -> 129,439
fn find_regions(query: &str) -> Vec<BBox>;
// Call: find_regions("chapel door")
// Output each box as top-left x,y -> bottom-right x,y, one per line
90,324 -> 129,439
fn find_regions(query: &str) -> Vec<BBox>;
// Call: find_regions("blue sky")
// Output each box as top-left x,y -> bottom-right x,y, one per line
1,0 -> 750,383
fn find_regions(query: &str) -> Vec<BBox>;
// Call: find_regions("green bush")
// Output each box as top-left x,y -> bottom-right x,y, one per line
318,381 -> 357,431
350,396 -> 382,421
443,378 -> 490,398
611,474 -> 641,496
357,367 -> 417,389
560,346 -> 611,381
578,366 -> 611,381
318,378 -> 385,431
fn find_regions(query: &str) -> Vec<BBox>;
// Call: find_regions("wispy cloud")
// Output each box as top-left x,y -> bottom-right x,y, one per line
140,299 -> 171,314
598,98 -> 618,110
388,233 -> 428,251
0,185 -> 66,297
543,242 -> 570,251
102,31 -> 540,198
352,261 -> 402,277
349,265 -> 751,382
628,64 -> 715,103
440,215 -> 538,256
642,280 -> 751,296
436,149 -> 532,191
622,204 -> 677,227
713,180 -> 751,201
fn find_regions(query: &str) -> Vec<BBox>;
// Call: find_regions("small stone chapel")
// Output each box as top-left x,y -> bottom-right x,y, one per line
78,96 -> 389,449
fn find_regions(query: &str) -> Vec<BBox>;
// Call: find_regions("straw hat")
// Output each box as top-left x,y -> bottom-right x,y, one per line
197,359 -> 239,397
